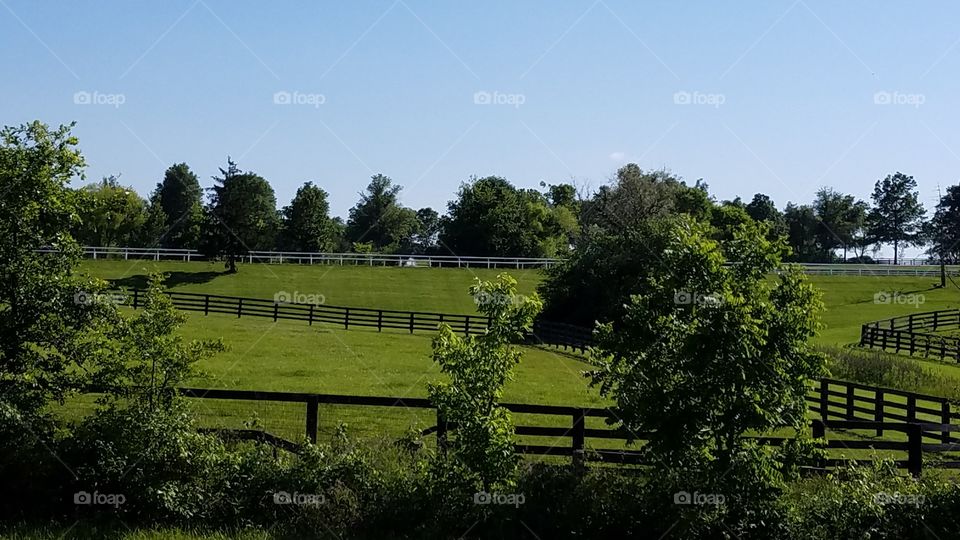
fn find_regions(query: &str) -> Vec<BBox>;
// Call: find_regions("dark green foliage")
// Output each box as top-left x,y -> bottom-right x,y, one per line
868,172 -> 926,264
155,163 -> 204,249
200,158 -> 279,272
345,174 -> 419,253
72,176 -> 148,247
280,182 -> 340,252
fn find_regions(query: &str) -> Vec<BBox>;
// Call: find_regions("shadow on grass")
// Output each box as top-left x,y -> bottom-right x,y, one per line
108,270 -> 227,290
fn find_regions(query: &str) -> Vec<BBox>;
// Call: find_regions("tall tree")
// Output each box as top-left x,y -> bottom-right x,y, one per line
280,181 -> 338,252
153,163 -> 203,249
813,187 -> 862,260
73,176 -> 147,247
440,176 -> 577,257
200,158 -> 279,273
345,174 -> 418,252
867,172 -> 926,264
783,203 -> 829,262
745,193 -> 787,241
926,184 -> 960,267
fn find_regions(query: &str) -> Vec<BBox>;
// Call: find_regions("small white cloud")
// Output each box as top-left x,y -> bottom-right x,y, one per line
609,152 -> 626,161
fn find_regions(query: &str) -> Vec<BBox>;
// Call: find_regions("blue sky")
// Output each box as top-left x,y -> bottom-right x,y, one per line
3,0 -> 960,232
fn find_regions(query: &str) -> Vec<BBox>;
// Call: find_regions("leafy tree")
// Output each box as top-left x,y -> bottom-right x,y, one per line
0,121 -> 110,416
345,174 -> 419,252
92,274 -> 225,410
153,163 -> 203,249
846,200 -> 872,260
745,193 -> 787,241
580,165 -> 684,232
813,188 -> 863,260
867,172 -> 926,264
280,181 -> 339,252
200,157 -> 279,273
926,184 -> 960,270
428,274 -> 543,489
783,203 -> 830,262
402,207 -> 440,254
440,176 -> 576,257
589,216 -> 824,488
134,191 -> 169,248
709,200 -> 755,244
73,176 -> 147,247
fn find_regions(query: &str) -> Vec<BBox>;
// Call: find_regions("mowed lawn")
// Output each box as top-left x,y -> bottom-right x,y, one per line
79,260 -> 543,314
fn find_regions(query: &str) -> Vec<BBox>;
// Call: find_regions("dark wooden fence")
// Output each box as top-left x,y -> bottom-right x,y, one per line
860,309 -> 960,362
177,381 -> 960,476
118,289 -> 593,352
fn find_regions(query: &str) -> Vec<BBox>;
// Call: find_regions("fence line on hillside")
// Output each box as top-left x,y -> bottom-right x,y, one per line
115,288 -> 594,353
44,246 -> 960,274
860,309 -> 960,362
47,246 -> 561,269
171,383 -> 960,476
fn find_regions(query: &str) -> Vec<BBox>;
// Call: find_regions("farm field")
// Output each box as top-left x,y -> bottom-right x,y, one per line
67,259 -> 960,456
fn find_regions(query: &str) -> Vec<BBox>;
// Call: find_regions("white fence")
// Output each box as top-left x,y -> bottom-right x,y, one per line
50,246 -> 562,269
44,246 -> 960,275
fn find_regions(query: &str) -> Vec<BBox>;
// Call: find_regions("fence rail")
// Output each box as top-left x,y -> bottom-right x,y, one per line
175,382 -> 960,476
51,246 -> 562,269
49,246 -> 960,274
117,288 -> 594,352
860,309 -> 960,362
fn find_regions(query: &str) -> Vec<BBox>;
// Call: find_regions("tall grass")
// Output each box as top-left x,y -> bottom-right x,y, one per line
822,345 -> 960,400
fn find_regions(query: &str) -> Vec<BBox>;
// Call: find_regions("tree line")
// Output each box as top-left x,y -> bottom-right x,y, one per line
72,157 -> 958,268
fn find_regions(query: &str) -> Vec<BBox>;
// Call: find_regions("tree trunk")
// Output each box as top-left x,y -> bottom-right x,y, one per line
893,240 -> 899,265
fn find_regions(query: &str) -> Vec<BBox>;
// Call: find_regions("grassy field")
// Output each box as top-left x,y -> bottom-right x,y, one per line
67,259 -> 960,458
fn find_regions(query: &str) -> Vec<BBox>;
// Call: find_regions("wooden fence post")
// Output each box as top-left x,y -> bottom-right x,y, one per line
819,380 -> 829,422
846,384 -> 855,420
409,312 -> 414,334
132,288 -> 139,309
344,308 -> 350,330
464,316 -> 470,336
572,408 -> 586,468
204,294 -> 209,316
943,402 -> 951,444
875,389 -> 884,437
308,304 -> 314,326
305,396 -> 318,445
273,302 -> 279,322
907,423 -> 922,478
377,310 -> 383,332
237,298 -> 243,318
907,395 -> 917,423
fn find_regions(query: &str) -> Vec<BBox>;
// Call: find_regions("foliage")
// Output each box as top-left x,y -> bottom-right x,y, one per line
72,176 -> 148,247
439,176 -> 577,257
926,184 -> 960,263
91,274 -> 225,408
868,172 -> 926,264
200,158 -> 279,272
154,163 -> 204,249
746,192 -> 788,241
280,181 -> 340,252
589,216 -> 825,482
427,274 -> 543,489
345,174 -> 418,252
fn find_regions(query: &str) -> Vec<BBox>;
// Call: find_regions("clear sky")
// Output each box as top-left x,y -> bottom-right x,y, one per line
3,0 -> 960,234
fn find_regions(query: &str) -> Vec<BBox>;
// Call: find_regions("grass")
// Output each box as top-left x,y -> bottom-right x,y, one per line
79,260 -> 542,314
68,260 -> 960,461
